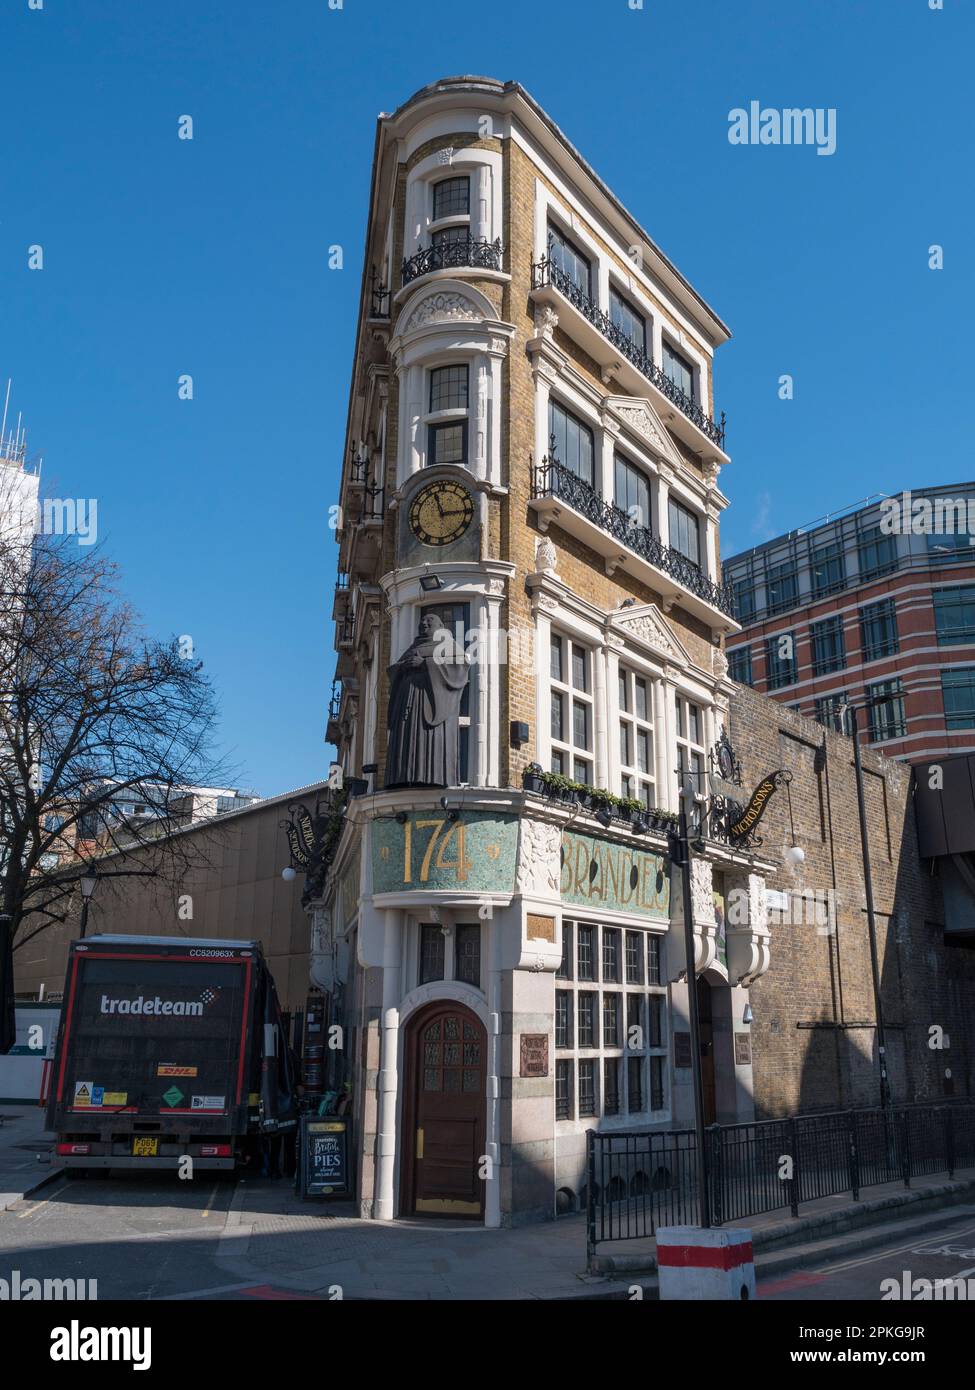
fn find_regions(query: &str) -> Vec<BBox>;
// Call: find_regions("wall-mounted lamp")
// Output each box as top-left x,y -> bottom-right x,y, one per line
420,574 -> 442,592
743,1002 -> 753,1025
784,775 -> 804,871
281,866 -> 297,883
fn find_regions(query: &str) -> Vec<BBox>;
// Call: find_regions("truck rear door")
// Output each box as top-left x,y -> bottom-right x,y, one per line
53,949 -> 253,1124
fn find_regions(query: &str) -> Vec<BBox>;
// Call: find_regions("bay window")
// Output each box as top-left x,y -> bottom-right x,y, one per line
432,175 -> 470,222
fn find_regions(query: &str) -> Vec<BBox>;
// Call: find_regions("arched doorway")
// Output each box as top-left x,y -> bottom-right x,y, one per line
401,1001 -> 486,1219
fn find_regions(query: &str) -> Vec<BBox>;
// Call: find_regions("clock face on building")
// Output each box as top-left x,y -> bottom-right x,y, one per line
408,479 -> 475,547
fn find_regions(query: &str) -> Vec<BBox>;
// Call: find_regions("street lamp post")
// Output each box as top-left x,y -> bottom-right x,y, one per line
669,778 -> 712,1229
78,863 -> 99,939
840,699 -> 893,1114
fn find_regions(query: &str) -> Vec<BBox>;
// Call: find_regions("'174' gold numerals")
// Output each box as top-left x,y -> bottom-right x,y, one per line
401,818 -> 471,884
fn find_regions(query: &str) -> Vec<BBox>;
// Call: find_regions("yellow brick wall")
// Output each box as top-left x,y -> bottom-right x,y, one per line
500,139 -> 718,789
362,131 -> 724,794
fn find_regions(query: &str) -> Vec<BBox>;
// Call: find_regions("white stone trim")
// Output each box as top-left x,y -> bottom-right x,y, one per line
404,146 -> 504,257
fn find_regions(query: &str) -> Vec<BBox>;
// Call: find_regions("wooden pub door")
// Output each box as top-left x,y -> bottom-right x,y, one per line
402,1002 -> 486,1218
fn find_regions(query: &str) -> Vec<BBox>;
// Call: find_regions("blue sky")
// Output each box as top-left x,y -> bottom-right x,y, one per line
3,0 -> 969,796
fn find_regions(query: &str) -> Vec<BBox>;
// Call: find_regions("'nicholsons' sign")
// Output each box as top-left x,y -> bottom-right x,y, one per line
728,769 -> 789,844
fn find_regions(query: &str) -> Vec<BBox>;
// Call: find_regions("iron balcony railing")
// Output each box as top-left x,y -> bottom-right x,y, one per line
531,256 -> 726,450
531,452 -> 737,619
369,266 -> 390,318
328,680 -> 341,721
402,235 -> 504,286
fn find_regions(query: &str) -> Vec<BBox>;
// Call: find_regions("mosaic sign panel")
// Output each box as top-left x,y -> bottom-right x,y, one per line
560,830 -> 670,921
372,811 -> 519,895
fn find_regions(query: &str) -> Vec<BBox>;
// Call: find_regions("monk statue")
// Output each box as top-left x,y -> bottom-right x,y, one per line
384,613 -> 471,788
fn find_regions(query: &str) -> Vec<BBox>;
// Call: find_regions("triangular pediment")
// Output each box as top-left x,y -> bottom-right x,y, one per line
604,395 -> 684,470
608,603 -> 690,664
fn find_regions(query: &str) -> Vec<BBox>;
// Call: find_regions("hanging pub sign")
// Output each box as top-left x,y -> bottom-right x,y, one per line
728,769 -> 791,845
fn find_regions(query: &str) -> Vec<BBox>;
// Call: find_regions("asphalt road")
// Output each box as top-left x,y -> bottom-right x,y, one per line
760,1208 -> 975,1301
6,1172 -> 975,1303
0,1171 -> 256,1300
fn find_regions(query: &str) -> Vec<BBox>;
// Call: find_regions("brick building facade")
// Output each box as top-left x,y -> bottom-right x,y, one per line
728,685 -> 975,1118
723,485 -> 975,765
314,76 -> 972,1228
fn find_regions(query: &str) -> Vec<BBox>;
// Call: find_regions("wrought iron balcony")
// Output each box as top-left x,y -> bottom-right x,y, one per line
369,266 -> 390,318
402,235 -> 504,286
531,452 -> 737,619
531,257 -> 726,450
346,445 -> 384,521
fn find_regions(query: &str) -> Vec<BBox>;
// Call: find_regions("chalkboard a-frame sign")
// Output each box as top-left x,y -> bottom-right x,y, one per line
298,1116 -> 350,1198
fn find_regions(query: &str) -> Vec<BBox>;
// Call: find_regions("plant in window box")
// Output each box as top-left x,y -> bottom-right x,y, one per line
522,762 -> 545,795
584,785 -> 621,816
537,770 -> 585,807
648,807 -> 679,834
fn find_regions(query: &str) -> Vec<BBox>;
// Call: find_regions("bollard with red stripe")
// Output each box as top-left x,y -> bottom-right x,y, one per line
656,1226 -> 755,1300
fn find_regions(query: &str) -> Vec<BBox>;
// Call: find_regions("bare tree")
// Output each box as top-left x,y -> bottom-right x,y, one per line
0,470 -> 229,1045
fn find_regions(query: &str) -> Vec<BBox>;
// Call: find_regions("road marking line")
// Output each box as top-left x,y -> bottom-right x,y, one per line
201,1181 -> 220,1217
817,1220 -> 975,1275
158,1280 -> 268,1300
16,1180 -> 70,1218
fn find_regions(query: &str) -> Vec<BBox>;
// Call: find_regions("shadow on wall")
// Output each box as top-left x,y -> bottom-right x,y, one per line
789,774 -> 975,1116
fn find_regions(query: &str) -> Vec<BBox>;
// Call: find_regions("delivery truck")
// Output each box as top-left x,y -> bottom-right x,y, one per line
47,935 -> 296,1172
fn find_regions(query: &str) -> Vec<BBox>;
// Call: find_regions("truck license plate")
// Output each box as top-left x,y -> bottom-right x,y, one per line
132,1137 -> 158,1157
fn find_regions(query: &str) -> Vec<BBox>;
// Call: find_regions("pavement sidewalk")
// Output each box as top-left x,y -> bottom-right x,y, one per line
0,1103 -> 60,1211
209,1165 -> 975,1300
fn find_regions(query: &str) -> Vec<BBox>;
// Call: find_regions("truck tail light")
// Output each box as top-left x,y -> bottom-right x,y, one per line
201,1144 -> 232,1157
57,1143 -> 91,1155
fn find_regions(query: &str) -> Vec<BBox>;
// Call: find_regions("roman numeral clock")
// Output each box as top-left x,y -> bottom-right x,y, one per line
408,478 -> 475,548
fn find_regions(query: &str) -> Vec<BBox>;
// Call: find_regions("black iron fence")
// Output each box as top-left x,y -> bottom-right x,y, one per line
585,1102 -> 975,1268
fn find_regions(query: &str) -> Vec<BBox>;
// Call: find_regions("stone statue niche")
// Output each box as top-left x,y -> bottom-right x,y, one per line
384,613 -> 471,789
